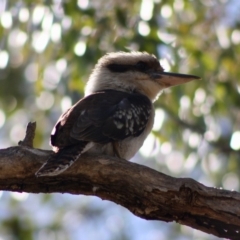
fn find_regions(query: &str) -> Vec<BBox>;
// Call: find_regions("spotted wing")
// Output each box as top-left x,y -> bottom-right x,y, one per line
51,90 -> 152,148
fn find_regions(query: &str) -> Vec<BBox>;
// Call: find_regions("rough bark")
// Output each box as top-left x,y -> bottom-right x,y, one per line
0,123 -> 240,239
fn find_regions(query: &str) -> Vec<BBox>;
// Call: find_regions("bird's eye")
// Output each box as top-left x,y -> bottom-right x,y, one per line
136,61 -> 148,71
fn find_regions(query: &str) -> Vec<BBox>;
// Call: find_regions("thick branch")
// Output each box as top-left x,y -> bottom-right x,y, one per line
1,147 -> 240,239
0,125 -> 240,239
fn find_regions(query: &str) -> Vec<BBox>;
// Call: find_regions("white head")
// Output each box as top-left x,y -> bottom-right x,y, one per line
85,52 -> 200,102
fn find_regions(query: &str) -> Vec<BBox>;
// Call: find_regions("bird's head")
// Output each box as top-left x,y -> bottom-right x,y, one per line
85,52 -> 200,101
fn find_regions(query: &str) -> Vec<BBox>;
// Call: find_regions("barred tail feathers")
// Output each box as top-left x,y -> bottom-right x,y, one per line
35,142 -> 89,177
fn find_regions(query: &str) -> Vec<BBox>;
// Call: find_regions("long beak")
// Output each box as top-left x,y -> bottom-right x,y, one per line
154,72 -> 200,88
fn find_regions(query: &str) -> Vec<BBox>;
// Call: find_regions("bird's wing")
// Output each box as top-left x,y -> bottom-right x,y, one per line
51,90 -> 152,147
72,90 -> 152,143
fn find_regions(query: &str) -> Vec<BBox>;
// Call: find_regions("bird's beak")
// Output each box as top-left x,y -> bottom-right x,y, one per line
153,71 -> 200,88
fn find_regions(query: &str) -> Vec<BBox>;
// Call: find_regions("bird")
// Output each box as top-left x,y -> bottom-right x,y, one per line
35,51 -> 200,177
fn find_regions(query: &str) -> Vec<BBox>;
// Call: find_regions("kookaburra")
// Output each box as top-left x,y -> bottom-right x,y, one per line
36,52 -> 199,177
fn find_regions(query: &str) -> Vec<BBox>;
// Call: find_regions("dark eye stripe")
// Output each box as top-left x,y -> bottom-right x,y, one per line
107,62 -> 150,73
135,61 -> 149,71
107,64 -> 133,72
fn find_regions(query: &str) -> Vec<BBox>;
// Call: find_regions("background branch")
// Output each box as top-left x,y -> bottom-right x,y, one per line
158,103 -> 239,155
0,124 -> 240,239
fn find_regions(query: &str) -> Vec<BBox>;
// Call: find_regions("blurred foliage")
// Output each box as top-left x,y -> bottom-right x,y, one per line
0,0 -> 240,239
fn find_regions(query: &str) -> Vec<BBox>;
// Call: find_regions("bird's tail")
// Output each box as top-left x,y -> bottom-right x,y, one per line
35,143 -> 88,177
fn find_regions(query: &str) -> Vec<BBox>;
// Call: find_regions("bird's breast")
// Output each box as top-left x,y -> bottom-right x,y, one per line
87,107 -> 155,160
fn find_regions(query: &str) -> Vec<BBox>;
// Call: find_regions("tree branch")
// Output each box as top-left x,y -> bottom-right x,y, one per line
1,124 -> 240,239
18,122 -> 36,148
